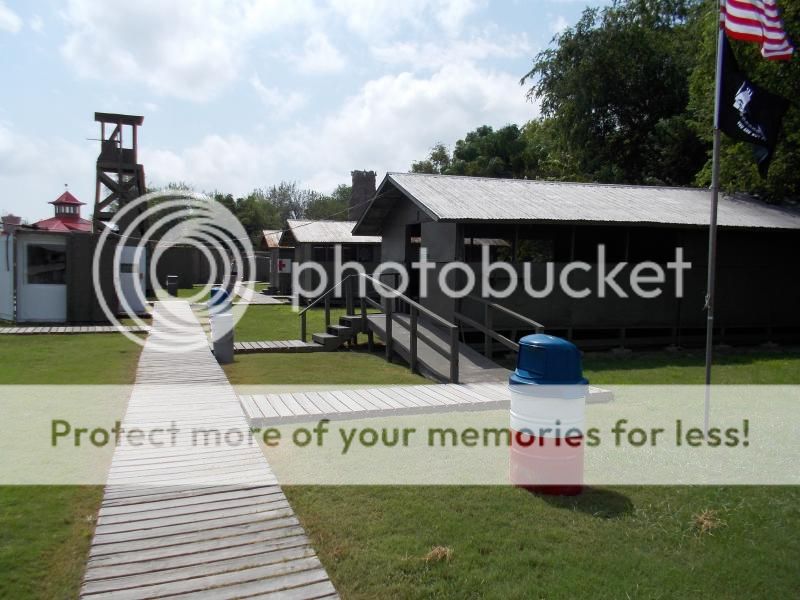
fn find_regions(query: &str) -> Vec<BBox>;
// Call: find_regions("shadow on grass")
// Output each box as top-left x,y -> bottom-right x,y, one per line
536,486 -> 634,519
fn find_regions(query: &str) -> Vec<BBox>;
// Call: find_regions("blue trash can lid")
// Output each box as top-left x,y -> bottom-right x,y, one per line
209,287 -> 231,305
512,334 -> 587,385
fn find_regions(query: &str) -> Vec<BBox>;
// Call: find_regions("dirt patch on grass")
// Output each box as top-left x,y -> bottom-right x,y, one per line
423,546 -> 453,564
692,509 -> 725,536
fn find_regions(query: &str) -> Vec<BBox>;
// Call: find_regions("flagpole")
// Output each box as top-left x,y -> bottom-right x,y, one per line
704,19 -> 726,433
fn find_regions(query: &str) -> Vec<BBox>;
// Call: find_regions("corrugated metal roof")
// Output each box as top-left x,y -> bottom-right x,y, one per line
285,220 -> 381,244
261,229 -> 282,248
371,173 -> 800,230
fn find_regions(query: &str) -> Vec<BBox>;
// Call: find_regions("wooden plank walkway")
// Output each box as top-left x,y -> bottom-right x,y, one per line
81,301 -> 338,600
0,325 -> 150,335
367,313 -> 510,383
241,383 -> 613,426
232,282 -> 287,305
241,382 -> 511,425
234,340 -> 324,354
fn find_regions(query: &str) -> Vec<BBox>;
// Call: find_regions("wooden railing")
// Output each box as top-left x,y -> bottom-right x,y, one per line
299,273 -> 460,383
454,295 -> 544,358
298,274 -> 359,342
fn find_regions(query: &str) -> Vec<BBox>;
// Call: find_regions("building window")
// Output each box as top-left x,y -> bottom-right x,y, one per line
27,244 -> 66,284
357,245 -> 374,262
517,238 -> 555,263
312,246 -> 331,262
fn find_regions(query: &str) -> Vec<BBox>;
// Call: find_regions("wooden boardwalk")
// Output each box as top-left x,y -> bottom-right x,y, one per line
367,313 -> 510,383
241,382 -> 511,426
0,325 -> 150,335
234,340 -> 324,354
232,282 -> 287,305
81,301 -> 337,600
241,383 -> 613,426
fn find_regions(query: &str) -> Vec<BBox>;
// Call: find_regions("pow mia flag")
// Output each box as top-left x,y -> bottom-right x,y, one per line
719,35 -> 790,177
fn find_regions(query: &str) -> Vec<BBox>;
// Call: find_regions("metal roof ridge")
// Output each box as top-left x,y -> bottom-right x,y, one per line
387,172 -> 724,194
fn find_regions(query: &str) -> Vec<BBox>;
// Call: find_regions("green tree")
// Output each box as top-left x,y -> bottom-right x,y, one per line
412,143 -> 452,174
518,118 -> 584,180
304,184 -> 352,220
234,189 -> 282,245
688,0 -> 800,201
448,125 -> 527,178
521,0 -> 706,185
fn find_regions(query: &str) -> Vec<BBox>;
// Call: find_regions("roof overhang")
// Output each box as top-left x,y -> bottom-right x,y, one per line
352,174 -> 439,236
94,112 -> 144,126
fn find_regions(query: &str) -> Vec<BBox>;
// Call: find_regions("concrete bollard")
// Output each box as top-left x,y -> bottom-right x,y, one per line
166,274 -> 179,297
211,312 -> 234,364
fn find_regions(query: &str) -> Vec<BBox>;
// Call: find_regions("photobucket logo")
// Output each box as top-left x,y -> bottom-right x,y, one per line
92,190 -> 255,352
291,245 -> 692,305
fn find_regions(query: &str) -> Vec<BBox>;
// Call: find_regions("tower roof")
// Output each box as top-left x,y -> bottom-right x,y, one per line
50,191 -> 86,206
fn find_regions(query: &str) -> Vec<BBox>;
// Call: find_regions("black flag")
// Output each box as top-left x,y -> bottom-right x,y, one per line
718,35 -> 790,177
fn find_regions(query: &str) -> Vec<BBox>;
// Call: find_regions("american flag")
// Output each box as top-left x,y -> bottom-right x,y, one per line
722,0 -> 795,60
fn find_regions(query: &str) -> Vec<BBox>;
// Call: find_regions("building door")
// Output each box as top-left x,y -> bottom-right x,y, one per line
17,234 -> 67,323
118,245 -> 147,314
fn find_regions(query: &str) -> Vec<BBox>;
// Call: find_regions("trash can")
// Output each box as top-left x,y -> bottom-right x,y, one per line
208,286 -> 231,314
166,274 -> 179,297
211,312 -> 234,364
509,334 -> 588,495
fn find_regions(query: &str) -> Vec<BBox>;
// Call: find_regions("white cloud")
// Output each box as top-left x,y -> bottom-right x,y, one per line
59,0 -> 318,101
0,1 -> 22,33
294,61 -> 536,189
250,75 -> 307,117
57,0 -> 493,99
549,15 -> 569,35
328,0 -> 482,39
371,32 -> 530,70
293,31 -> 347,74
143,134 -> 272,194
29,14 -> 43,33
0,123 -> 94,221
434,0 -> 486,37
143,61 -> 537,195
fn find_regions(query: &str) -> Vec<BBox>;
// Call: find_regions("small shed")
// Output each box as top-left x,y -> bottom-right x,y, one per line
281,220 -> 381,299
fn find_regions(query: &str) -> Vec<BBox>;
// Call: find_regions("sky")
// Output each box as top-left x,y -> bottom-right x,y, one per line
0,0 -> 609,223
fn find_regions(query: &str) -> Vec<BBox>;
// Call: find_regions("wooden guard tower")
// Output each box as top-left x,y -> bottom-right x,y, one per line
93,112 -> 147,235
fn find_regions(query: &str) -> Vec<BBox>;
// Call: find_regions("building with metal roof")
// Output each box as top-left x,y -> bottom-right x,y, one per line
260,229 -> 282,250
354,173 -> 800,234
283,220 -> 381,245
280,220 -> 381,302
353,172 -> 800,349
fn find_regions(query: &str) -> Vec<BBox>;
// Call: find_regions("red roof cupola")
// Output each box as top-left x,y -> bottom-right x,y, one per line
34,189 -> 92,232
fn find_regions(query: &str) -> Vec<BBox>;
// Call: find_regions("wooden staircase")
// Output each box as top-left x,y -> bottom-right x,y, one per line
311,314 -> 364,351
300,273 -> 545,385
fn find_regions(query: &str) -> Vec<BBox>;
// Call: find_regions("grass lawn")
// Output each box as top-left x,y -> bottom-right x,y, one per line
0,333 -> 143,599
0,332 -> 145,384
583,347 -> 800,384
224,350 -> 427,386
233,304 -> 363,342
266,349 -> 800,599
